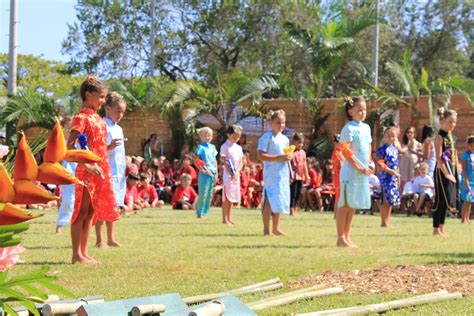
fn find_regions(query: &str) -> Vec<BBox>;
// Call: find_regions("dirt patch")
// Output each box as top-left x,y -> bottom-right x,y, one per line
289,264 -> 474,296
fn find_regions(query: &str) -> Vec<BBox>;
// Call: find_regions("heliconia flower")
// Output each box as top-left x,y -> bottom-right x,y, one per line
0,244 -> 25,272
0,145 -> 9,159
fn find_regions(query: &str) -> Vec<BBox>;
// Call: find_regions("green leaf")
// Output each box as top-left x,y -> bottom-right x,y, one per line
37,279 -> 76,299
17,283 -> 48,301
0,223 -> 29,234
0,270 -> 8,284
0,237 -> 22,248
17,298 -> 40,316
2,303 -> 18,316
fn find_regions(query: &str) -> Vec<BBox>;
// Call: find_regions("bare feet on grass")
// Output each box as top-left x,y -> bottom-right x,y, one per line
96,241 -> 108,249
72,255 -> 94,264
272,229 -> 287,236
107,240 -> 121,247
337,237 -> 353,247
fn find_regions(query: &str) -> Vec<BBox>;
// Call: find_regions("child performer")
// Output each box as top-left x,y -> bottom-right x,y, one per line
433,108 -> 458,236
220,125 -> 244,224
56,117 -> 76,234
172,173 -> 198,210
336,97 -> 373,247
413,162 -> 434,216
376,126 -> 401,227
460,135 -> 474,224
195,127 -> 218,219
95,92 -> 126,248
67,76 -> 118,264
257,110 -> 292,236
290,132 -> 309,216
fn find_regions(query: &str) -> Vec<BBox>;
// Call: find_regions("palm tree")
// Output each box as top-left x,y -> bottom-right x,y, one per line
284,8 -> 379,99
0,92 -> 58,145
372,50 -> 473,127
160,71 -> 279,154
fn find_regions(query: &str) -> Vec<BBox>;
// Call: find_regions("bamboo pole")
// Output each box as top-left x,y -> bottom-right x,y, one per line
246,284 -> 327,307
42,302 -> 86,316
188,301 -> 226,316
296,291 -> 462,316
183,278 -> 282,304
249,287 -> 344,311
131,304 -> 166,316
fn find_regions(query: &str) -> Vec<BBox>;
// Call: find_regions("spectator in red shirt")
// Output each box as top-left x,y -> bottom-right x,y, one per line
177,155 -> 198,187
172,173 -> 198,210
306,158 -> 324,212
240,165 -> 250,208
138,173 -> 164,208
123,173 -> 141,213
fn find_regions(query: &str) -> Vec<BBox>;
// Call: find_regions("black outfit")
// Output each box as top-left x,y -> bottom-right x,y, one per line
290,180 -> 304,208
433,129 -> 458,228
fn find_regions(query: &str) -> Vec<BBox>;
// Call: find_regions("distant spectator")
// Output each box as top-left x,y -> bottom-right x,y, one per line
399,127 -> 422,188
143,133 -> 160,161
138,173 -> 164,208
123,173 -> 141,213
422,125 -> 436,180
172,174 -> 198,210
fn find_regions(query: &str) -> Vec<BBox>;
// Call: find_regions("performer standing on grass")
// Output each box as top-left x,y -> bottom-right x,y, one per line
460,135 -> 474,224
433,108 -> 458,236
95,92 -> 127,248
257,110 -> 292,236
194,127 -> 218,219
376,126 -> 401,228
220,125 -> 244,225
68,76 -> 118,264
336,97 -> 373,248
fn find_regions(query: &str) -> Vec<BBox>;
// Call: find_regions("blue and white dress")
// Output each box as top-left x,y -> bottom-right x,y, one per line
104,117 -> 126,208
338,121 -> 372,209
377,143 -> 400,206
460,151 -> 474,203
257,131 -> 290,214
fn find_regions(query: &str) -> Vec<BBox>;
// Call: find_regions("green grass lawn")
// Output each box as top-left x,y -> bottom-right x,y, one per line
14,207 -> 474,315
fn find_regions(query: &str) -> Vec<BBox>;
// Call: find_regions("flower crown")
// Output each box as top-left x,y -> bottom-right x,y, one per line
343,97 -> 354,107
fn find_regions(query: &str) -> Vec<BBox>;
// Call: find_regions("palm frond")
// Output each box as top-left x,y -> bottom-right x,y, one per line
236,76 -> 279,104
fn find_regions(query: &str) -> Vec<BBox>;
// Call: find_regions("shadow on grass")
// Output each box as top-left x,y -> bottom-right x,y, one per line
25,260 -> 69,265
352,233 -> 428,238
210,244 -> 330,249
27,246 -> 70,250
404,252 -> 474,265
133,221 -> 216,226
175,233 -> 262,238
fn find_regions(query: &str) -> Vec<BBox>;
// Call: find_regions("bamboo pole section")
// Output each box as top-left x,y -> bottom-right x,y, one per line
296,291 -> 462,316
246,284 -> 327,308
188,301 -> 226,316
248,287 -> 344,311
131,304 -> 166,316
183,278 -> 282,304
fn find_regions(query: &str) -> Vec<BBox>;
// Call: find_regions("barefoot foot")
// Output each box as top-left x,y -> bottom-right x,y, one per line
107,240 -> 121,247
96,241 -> 109,249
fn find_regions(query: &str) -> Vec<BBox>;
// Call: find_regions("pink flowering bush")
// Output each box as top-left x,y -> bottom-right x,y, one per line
0,145 -> 8,159
0,244 -> 25,271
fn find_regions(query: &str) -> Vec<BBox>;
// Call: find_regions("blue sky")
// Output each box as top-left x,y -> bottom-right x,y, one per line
0,0 -> 76,62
